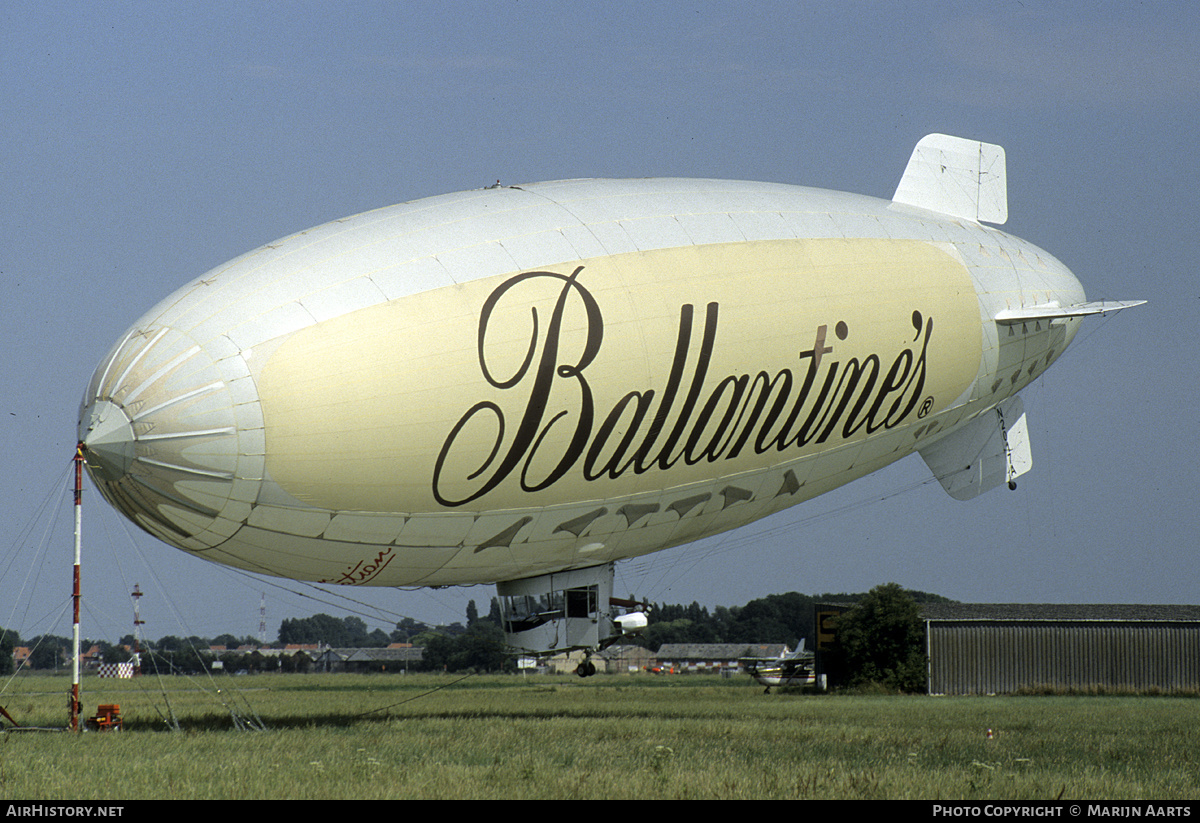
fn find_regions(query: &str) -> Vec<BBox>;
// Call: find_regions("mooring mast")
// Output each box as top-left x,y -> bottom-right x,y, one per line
131,583 -> 145,675
71,443 -> 83,732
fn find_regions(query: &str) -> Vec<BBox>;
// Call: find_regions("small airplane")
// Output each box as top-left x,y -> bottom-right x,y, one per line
78,134 -> 1142,664
740,640 -> 816,693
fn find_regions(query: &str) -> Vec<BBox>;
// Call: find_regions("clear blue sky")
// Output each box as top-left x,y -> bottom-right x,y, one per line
2,2 -> 1195,643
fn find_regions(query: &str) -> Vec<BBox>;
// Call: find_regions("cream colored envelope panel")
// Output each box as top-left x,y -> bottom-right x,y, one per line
256,238 -> 981,513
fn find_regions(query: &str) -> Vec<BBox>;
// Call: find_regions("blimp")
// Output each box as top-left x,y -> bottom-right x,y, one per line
79,134 -> 1141,658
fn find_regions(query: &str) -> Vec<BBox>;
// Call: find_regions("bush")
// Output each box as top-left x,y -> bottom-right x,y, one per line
829,583 -> 926,693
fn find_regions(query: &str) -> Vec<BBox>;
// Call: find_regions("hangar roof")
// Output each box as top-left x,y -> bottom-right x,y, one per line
919,604 -> 1200,622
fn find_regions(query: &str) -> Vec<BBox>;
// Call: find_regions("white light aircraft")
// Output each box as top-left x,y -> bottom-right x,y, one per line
741,640 -> 816,694
78,135 -> 1142,663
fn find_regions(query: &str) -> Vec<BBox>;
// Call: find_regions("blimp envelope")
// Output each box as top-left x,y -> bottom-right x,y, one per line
79,137 -> 1138,596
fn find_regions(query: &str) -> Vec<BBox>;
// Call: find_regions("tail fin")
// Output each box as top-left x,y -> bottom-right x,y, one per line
893,134 -> 1007,224
919,395 -> 1031,500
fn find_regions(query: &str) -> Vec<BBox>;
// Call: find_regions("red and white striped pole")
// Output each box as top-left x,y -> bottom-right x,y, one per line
71,443 -> 83,732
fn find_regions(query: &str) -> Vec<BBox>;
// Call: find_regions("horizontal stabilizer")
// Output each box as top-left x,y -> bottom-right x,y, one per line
919,396 -> 1031,501
893,134 -> 1007,224
994,300 -> 1146,324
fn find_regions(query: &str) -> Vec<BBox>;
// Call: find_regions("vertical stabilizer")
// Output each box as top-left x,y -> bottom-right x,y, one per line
919,396 -> 1031,500
893,134 -> 1007,224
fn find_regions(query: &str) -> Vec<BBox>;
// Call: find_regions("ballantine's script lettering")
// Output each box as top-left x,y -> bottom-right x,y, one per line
433,267 -> 934,507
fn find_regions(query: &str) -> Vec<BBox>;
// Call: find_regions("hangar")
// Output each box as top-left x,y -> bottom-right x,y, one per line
921,604 -> 1200,695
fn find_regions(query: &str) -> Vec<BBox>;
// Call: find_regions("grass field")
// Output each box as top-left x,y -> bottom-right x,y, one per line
1,672 -> 1197,800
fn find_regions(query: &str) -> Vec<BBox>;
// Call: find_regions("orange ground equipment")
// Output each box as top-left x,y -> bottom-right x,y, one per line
85,704 -> 122,731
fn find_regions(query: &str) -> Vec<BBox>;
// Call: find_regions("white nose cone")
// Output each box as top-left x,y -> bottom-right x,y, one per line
79,399 -> 136,482
78,325 -> 261,552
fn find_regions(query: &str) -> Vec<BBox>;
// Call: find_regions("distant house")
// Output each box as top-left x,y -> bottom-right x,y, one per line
312,648 -> 355,672
542,649 -> 589,675
596,644 -> 656,674
530,645 -> 657,675
656,643 -> 790,675
313,646 -> 424,673
79,644 -> 102,670
344,647 -> 423,673
283,644 -> 321,654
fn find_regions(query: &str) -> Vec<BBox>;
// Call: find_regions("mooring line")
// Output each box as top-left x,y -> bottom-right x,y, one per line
351,670 -> 479,719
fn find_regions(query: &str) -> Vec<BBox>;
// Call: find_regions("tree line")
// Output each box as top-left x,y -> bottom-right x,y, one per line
2,585 -> 942,689
640,586 -> 950,650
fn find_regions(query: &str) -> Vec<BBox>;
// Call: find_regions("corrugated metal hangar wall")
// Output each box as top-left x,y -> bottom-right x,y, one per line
924,606 -> 1200,695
